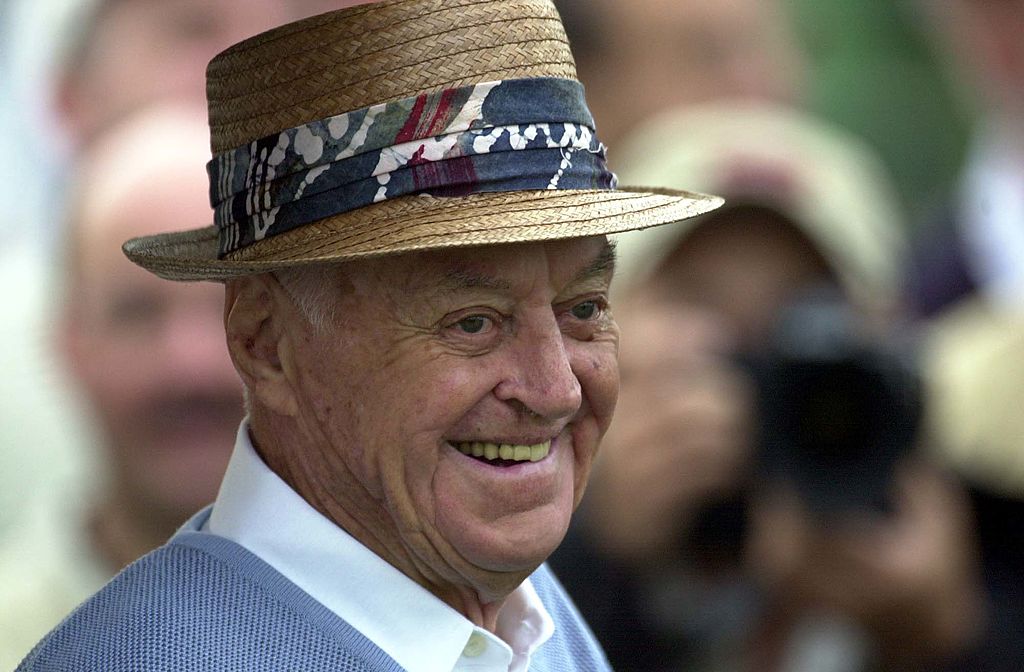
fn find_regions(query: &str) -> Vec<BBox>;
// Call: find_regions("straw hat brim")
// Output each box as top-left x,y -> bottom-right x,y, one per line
124,187 -> 722,281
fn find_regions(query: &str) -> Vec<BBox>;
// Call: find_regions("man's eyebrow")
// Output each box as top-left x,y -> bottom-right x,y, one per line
440,269 -> 513,292
572,239 -> 617,284
435,240 -> 617,292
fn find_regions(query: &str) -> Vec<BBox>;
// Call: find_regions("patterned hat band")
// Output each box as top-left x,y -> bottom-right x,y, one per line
208,77 -> 617,258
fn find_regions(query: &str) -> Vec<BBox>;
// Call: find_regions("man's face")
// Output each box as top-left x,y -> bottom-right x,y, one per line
64,160 -> 242,522
278,236 -> 619,592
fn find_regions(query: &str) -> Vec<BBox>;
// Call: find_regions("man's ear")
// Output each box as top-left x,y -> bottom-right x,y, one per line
224,274 -> 298,417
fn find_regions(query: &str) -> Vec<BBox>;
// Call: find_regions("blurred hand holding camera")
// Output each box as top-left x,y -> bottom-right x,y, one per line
584,299 -> 755,567
748,460 -> 985,669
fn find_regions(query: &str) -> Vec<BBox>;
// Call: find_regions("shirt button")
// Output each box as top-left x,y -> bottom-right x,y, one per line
462,632 -> 488,658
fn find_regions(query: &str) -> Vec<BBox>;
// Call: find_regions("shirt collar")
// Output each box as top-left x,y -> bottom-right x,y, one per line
204,421 -> 553,672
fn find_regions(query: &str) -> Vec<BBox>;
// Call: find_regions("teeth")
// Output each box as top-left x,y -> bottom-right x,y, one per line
530,443 -> 547,462
454,440 -> 551,464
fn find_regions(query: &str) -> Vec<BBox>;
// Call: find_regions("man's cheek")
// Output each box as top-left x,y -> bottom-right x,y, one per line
584,351 -> 620,433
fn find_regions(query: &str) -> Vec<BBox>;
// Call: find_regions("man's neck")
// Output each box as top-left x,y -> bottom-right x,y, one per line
249,413 -> 524,633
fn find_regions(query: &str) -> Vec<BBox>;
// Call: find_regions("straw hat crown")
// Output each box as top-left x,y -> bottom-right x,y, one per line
124,0 -> 720,281
206,0 -> 578,153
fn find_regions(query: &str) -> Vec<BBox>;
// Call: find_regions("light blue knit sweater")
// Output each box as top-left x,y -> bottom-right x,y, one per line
17,530 -> 611,671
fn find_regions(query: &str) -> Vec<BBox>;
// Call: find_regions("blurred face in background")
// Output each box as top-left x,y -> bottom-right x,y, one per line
576,0 -> 807,146
61,117 -> 242,523
58,0 -> 294,143
57,0 -> 393,145
643,207 -> 834,350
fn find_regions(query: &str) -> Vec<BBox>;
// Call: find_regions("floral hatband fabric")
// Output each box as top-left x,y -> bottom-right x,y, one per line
208,78 -> 616,257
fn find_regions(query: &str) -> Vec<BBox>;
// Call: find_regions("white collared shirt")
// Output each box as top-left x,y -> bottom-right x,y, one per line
202,422 -> 554,672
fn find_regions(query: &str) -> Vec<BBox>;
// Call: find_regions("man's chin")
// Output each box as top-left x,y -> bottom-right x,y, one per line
449,547 -> 548,605
444,514 -> 571,579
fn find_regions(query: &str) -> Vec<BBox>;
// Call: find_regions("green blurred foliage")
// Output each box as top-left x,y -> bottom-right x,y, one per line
784,0 -> 974,226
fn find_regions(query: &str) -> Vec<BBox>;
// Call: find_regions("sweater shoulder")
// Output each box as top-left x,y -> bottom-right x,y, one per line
17,533 -> 403,672
529,563 -> 613,672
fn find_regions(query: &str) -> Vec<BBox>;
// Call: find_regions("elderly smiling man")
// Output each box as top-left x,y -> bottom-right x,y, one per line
18,1 -> 718,671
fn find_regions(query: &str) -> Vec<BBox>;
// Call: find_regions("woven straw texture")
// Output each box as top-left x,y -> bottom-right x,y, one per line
206,0 -> 577,153
124,0 -> 722,281
126,188 -> 721,281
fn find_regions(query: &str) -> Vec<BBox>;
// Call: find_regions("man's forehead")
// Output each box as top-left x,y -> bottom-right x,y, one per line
389,237 -> 616,295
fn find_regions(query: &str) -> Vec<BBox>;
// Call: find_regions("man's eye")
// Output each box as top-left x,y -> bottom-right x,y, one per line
570,300 -> 599,320
456,315 -> 491,334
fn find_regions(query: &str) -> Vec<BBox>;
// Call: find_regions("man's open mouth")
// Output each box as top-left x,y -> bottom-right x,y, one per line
453,440 -> 552,466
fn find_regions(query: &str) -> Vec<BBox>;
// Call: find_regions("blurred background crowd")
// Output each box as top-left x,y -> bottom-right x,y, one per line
0,0 -> 1022,670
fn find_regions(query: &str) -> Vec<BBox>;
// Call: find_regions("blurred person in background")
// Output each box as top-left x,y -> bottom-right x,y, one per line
54,0 -> 294,146
0,105 -> 243,669
552,0 -> 807,151
922,305 -> 1024,671
907,0 -> 1024,318
1,0 -> 295,248
0,0 -> 290,541
549,101 -> 985,672
0,0 -> 353,541
904,4 -> 1024,666
54,0 -> 381,145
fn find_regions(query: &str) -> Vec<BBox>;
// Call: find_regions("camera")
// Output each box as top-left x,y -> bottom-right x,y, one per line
747,289 -> 922,516
682,288 -> 923,563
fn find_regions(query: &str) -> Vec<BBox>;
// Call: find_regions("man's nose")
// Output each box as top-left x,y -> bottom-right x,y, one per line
493,315 -> 583,422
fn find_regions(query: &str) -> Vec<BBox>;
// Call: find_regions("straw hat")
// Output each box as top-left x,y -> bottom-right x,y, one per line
122,0 -> 720,281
